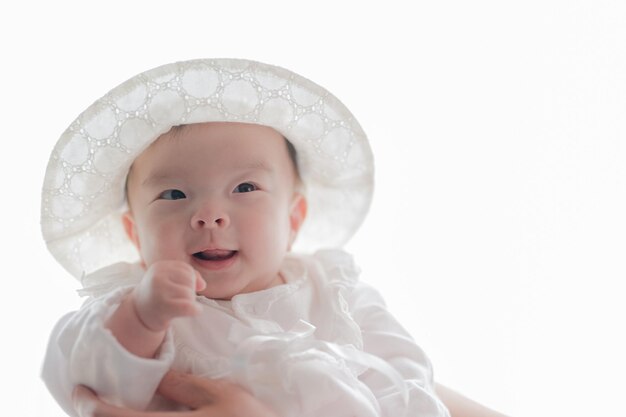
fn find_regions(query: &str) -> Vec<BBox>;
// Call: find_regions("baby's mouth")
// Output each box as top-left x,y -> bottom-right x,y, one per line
193,250 -> 237,261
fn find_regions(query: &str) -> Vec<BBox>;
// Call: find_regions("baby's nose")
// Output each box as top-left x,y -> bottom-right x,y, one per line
191,205 -> 230,229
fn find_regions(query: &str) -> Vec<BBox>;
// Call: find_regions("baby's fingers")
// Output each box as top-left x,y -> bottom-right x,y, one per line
165,298 -> 203,318
194,270 -> 206,292
161,265 -> 204,293
185,269 -> 206,294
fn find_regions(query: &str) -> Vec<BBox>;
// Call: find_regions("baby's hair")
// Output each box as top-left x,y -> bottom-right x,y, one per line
283,136 -> 301,184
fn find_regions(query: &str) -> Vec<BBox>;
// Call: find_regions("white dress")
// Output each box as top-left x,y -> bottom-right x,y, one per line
42,249 -> 449,417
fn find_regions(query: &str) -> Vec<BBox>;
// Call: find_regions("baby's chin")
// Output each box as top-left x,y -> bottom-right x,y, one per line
195,271 -> 286,301
196,285 -> 237,301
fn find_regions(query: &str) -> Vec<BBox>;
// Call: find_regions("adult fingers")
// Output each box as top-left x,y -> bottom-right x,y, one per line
157,370 -> 227,409
72,386 -> 100,417
158,371 -> 279,417
72,385 -> 198,417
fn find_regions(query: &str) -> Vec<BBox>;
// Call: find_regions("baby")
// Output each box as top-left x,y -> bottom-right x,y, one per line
108,121 -> 306,357
42,59 -> 450,417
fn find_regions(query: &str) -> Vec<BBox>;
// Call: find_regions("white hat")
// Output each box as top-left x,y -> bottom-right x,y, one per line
41,59 -> 374,279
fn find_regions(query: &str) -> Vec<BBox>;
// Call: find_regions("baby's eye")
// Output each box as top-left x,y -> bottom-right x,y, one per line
233,182 -> 258,193
158,189 -> 186,200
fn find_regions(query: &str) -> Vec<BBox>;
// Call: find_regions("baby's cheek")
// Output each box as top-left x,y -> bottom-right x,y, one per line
141,224 -> 181,261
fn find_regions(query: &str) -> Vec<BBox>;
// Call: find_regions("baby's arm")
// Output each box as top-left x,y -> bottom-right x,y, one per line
106,260 -> 206,358
42,261 -> 205,415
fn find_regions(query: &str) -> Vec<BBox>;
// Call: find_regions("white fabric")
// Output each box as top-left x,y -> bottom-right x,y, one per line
42,250 -> 449,417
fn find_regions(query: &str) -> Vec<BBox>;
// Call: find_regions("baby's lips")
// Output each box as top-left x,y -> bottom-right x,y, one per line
193,249 -> 237,261
202,249 -> 233,257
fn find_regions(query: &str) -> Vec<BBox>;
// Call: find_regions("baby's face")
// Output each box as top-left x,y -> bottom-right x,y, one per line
124,122 -> 306,299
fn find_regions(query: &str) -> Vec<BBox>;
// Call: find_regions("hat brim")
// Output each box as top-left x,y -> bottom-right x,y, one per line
41,59 -> 374,278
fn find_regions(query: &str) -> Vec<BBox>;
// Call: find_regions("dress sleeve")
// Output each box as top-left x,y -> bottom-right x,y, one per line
41,287 -> 175,416
347,280 -> 450,417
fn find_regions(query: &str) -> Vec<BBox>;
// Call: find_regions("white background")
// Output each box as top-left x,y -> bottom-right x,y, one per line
1,1 -> 625,416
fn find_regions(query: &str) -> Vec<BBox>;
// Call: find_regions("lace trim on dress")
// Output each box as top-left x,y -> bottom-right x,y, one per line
77,262 -> 143,298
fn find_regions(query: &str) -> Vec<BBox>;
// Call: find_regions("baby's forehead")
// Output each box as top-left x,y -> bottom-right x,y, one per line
128,122 -> 299,179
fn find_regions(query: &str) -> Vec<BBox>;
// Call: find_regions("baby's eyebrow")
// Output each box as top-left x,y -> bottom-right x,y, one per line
140,161 -> 273,188
234,160 -> 274,173
141,172 -> 182,187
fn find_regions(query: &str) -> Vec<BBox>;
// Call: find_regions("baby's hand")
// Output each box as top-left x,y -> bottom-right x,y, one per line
132,260 -> 206,332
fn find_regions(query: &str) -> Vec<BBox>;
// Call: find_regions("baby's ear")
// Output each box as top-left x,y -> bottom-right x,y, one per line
288,193 -> 308,248
122,211 -> 141,251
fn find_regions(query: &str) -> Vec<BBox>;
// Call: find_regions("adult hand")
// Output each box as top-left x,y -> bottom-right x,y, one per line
72,370 -> 279,417
436,384 -> 510,417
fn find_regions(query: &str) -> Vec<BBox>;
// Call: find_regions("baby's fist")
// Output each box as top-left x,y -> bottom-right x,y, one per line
132,260 -> 206,332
